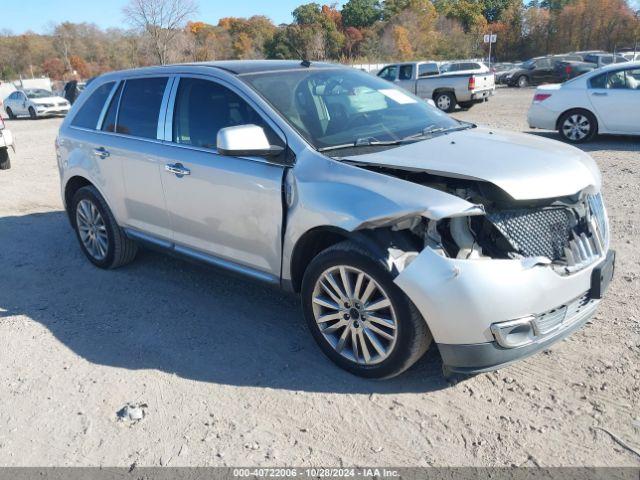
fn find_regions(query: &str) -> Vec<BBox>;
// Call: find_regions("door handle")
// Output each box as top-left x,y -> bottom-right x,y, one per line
165,163 -> 190,177
592,92 -> 608,96
94,147 -> 110,159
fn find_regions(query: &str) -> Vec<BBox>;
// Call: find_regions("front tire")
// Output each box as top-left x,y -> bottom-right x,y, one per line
434,92 -> 456,113
301,241 -> 432,379
28,106 -> 37,119
5,107 -> 15,119
558,109 -> 597,143
71,186 -> 138,269
516,75 -> 529,88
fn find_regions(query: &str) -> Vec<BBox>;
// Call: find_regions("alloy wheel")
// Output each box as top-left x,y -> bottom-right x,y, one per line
562,114 -> 591,141
311,265 -> 398,365
436,94 -> 451,111
76,199 -> 109,261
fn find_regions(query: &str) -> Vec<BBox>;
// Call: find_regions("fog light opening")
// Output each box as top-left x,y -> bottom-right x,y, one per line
491,316 -> 537,348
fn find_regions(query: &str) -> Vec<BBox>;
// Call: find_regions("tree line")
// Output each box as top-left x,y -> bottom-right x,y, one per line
1,0 -> 638,81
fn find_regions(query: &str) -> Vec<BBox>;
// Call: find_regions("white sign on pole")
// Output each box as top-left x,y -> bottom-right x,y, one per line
484,34 -> 497,43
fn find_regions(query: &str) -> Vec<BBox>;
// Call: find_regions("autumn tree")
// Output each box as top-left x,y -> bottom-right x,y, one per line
123,0 -> 198,64
341,0 -> 381,28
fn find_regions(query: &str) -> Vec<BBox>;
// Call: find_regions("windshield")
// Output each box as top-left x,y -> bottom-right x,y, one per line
25,89 -> 52,99
242,68 -> 461,150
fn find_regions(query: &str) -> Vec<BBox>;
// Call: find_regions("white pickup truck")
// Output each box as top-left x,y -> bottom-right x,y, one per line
378,61 -> 495,112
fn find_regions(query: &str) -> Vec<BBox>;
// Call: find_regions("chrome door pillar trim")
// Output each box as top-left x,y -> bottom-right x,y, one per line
158,76 -> 177,141
163,76 -> 181,142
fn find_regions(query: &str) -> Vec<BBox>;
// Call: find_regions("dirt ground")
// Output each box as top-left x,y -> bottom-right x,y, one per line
0,88 -> 639,467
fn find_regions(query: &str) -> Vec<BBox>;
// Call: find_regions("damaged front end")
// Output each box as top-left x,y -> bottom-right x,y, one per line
361,166 -> 609,276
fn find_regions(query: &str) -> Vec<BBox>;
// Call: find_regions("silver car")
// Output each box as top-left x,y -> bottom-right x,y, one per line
56,61 -> 615,378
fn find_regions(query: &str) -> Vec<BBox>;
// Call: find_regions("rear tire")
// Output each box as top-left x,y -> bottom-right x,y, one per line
71,186 -> 138,269
558,109 -> 597,143
0,148 -> 10,170
301,240 -> 432,379
28,106 -> 37,119
5,107 -> 15,119
434,92 -> 456,113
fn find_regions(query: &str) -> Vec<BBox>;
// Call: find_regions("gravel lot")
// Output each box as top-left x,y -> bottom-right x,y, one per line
0,88 -> 638,467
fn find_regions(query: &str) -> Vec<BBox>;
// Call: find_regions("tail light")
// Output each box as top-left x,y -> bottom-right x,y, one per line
533,93 -> 552,103
565,65 -> 572,75
468,76 -> 475,91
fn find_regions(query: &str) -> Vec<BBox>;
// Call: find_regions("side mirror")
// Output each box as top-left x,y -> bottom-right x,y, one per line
216,124 -> 284,158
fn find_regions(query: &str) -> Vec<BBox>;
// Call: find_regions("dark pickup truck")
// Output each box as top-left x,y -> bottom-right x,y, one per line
554,53 -> 629,82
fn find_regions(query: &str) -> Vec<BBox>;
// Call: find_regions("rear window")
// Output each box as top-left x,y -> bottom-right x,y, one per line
116,77 -> 168,139
71,82 -> 115,129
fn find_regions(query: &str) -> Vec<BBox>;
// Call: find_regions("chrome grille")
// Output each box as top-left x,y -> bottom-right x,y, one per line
534,293 -> 594,335
486,208 -> 573,261
486,193 -> 609,270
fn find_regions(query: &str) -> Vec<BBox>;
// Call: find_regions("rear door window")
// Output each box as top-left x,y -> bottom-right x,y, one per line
116,77 -> 168,139
71,81 -> 115,129
399,65 -> 414,80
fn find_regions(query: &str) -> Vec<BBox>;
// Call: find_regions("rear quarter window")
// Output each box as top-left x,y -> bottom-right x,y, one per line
71,81 -> 115,129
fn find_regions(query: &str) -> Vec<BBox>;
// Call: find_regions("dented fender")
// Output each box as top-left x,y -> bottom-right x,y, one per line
281,150 -> 483,283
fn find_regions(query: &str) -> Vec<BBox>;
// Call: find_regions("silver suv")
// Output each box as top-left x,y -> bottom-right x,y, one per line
57,61 -> 614,378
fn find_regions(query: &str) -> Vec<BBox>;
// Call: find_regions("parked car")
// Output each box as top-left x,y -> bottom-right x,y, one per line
555,54 -> 629,82
495,63 -> 523,84
4,88 -> 71,119
0,115 -> 13,169
528,61 -> 640,142
378,61 -> 495,112
620,51 -> 640,62
505,55 -> 584,87
57,61 -> 614,378
440,61 -> 490,75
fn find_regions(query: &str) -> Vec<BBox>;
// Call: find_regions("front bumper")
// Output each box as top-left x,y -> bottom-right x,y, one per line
394,247 -> 612,371
438,295 -> 598,373
35,105 -> 70,116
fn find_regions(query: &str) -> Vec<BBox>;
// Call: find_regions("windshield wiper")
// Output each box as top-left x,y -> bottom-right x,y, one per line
402,123 -> 474,142
317,137 -> 403,152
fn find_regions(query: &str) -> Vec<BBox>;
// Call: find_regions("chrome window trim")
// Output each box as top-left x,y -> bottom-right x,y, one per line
68,126 -> 166,146
95,80 -> 121,131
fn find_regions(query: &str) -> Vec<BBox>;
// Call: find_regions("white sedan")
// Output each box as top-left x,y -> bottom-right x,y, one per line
528,61 -> 640,143
4,89 -> 71,119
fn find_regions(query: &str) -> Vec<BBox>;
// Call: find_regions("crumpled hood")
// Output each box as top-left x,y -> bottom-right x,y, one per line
344,127 -> 601,200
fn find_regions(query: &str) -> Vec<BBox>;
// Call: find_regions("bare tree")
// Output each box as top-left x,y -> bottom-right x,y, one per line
123,0 -> 198,65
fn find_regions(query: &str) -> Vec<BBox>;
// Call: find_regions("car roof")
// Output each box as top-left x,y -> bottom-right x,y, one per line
594,60 -> 640,72
94,60 -> 343,82
197,60 -> 338,74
